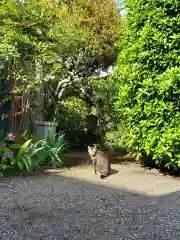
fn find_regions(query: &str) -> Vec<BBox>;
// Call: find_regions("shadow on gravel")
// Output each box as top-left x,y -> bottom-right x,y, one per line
110,169 -> 119,175
1,172 -> 180,240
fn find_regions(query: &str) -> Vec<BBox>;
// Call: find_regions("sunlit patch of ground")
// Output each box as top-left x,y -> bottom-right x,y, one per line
45,162 -> 180,196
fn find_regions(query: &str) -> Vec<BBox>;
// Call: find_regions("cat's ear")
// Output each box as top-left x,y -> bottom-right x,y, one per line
88,146 -> 91,150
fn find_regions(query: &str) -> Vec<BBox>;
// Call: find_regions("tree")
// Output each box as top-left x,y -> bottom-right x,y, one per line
0,0 -> 122,120
45,0 -> 122,106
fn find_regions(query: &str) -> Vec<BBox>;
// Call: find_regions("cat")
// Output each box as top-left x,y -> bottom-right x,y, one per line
88,146 -> 111,179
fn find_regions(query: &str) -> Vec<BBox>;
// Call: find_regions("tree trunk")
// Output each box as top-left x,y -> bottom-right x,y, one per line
33,61 -> 44,131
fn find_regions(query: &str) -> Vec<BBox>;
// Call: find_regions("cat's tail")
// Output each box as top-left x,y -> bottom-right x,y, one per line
100,174 -> 109,179
100,175 -> 105,179
98,171 -> 108,179
100,171 -> 111,179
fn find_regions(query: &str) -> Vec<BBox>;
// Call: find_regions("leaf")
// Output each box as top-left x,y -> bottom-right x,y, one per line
21,156 -> 30,171
56,144 -> 66,156
17,139 -> 32,160
166,152 -> 172,158
0,164 -> 10,170
21,130 -> 28,139
34,139 -> 46,149
10,157 -> 17,166
32,146 -> 45,156
54,154 -> 62,163
17,161 -> 23,171
10,143 -> 22,149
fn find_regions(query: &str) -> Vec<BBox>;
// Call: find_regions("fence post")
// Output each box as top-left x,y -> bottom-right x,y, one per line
0,61 -> 12,137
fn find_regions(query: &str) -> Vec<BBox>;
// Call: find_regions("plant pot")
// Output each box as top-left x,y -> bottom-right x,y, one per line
36,121 -> 58,139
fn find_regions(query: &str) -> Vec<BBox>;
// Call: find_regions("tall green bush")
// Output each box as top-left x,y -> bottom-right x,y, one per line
115,0 -> 180,171
56,97 -> 90,147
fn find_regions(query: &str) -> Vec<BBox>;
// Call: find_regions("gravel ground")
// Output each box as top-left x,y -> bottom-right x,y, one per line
1,162 -> 180,240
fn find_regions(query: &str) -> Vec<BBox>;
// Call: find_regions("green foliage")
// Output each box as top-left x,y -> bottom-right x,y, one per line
32,134 -> 67,168
0,132 -> 67,174
56,97 -> 90,146
87,75 -> 120,143
64,0 -> 122,60
115,0 -> 180,171
0,0 -> 122,139
0,0 -> 122,92
54,73 -> 121,148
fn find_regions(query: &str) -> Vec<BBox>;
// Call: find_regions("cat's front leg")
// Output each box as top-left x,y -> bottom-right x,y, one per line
92,158 -> 97,174
94,165 -> 97,174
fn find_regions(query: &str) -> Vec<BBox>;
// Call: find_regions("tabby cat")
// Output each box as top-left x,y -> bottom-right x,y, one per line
88,146 -> 111,178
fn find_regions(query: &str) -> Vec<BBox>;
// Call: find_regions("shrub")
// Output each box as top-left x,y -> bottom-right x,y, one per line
56,97 -> 90,147
115,0 -> 180,172
0,132 -> 67,174
55,79 -> 120,148
32,134 -> 67,169
117,68 -> 180,170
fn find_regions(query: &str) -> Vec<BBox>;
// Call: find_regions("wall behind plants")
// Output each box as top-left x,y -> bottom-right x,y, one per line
115,0 -> 180,171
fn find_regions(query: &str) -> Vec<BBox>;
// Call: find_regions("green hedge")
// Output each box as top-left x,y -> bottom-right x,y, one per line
115,0 -> 180,171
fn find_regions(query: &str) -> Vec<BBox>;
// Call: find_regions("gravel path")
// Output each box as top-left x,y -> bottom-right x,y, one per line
1,162 -> 180,239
